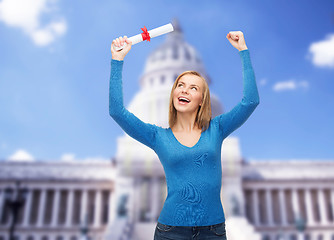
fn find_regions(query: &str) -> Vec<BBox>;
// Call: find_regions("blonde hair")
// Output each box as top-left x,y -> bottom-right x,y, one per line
168,71 -> 212,131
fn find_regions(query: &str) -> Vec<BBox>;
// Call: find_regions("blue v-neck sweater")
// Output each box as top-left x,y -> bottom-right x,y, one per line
109,49 -> 259,226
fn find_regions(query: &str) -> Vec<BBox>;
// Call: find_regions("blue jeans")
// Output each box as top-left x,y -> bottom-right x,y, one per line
154,221 -> 227,240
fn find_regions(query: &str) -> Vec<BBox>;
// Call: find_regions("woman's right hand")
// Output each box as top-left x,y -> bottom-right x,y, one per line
111,36 -> 132,61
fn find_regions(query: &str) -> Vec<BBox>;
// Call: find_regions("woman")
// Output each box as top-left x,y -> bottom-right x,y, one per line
110,31 -> 259,240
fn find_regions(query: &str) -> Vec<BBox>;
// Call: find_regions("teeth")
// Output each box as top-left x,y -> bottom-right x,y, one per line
179,97 -> 190,102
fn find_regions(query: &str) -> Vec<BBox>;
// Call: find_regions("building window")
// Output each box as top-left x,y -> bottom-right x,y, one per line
41,236 -> 48,240
318,235 -> 323,240
26,236 -> 34,240
184,47 -> 191,61
70,237 -> 77,240
56,236 -> 63,240
161,75 -> 165,84
172,45 -> 178,59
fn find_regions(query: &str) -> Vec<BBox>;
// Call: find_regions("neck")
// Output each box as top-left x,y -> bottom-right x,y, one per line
173,111 -> 199,132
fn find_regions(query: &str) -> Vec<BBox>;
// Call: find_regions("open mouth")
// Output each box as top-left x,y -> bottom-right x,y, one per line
178,97 -> 191,104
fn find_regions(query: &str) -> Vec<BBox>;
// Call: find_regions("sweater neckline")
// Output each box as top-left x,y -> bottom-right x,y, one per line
168,128 -> 203,149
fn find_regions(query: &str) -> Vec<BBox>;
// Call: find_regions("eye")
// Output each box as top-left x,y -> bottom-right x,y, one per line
177,83 -> 183,87
191,87 -> 197,90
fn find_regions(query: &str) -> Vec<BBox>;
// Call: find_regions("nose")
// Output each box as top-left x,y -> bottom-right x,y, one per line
181,88 -> 189,94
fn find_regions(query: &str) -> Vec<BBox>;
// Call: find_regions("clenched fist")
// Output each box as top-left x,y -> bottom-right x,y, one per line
226,31 -> 248,51
111,36 -> 132,61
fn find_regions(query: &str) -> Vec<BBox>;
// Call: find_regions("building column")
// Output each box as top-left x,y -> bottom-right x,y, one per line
252,189 -> 260,226
279,189 -> 287,226
291,189 -> 300,221
66,189 -> 74,227
80,189 -> 88,225
94,190 -> 102,228
317,189 -> 328,225
150,178 -> 160,221
305,189 -> 315,226
265,189 -> 274,226
51,189 -> 60,227
37,189 -> 47,227
22,188 -> 33,227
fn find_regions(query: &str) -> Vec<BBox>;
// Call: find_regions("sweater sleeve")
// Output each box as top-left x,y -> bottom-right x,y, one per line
215,49 -> 260,139
109,59 -> 158,149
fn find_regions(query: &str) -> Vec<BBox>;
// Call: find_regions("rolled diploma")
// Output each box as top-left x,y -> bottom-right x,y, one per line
113,23 -> 174,51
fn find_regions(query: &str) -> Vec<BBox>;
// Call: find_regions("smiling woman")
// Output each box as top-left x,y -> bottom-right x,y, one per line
109,31 -> 259,240
169,70 -> 212,132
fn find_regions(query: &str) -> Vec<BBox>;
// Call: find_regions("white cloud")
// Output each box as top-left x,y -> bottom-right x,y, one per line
0,0 -> 67,46
8,149 -> 35,162
60,153 -> 109,162
273,79 -> 309,92
308,33 -> 334,68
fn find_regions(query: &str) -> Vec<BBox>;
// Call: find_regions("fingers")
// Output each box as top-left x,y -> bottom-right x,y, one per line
112,36 -> 128,48
124,36 -> 132,45
227,31 -> 243,40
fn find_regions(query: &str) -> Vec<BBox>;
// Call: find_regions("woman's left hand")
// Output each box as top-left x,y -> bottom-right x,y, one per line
226,31 -> 248,51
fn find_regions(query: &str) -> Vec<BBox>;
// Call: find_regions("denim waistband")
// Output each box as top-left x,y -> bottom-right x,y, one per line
157,221 -> 225,230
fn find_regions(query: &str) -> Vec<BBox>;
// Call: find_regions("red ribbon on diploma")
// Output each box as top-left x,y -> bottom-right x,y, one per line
141,26 -> 151,42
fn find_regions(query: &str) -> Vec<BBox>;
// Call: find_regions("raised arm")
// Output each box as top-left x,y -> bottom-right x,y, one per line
215,31 -> 260,139
109,36 -> 158,149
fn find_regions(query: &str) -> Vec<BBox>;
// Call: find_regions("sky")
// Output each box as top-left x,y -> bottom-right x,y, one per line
0,0 -> 333,162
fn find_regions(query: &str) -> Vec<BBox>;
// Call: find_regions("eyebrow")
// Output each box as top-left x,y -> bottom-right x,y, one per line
178,81 -> 200,88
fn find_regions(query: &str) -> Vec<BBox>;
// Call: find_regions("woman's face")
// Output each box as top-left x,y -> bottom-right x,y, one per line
173,74 -> 204,114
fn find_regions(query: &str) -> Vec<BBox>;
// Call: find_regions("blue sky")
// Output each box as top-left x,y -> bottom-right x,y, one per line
0,0 -> 333,161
